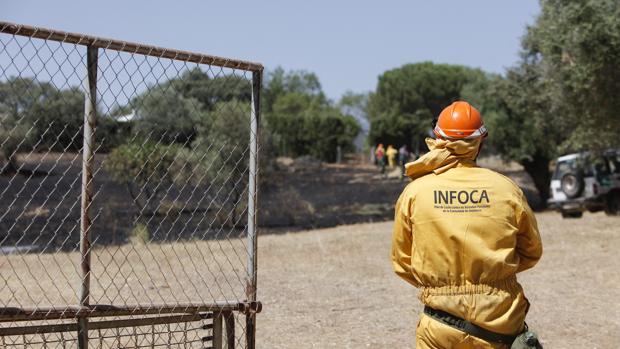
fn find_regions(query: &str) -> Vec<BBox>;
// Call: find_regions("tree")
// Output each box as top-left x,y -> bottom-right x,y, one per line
0,106 -> 31,174
190,100 -> 253,227
263,67 -> 324,113
166,68 -> 252,110
104,141 -> 188,215
477,0 -> 620,205
116,68 -> 252,146
525,0 -> 620,151
368,62 -> 486,152
268,92 -> 359,161
0,77 -> 56,118
0,78 -> 50,172
132,88 -> 207,145
28,87 -> 84,151
482,66 -> 559,204
0,77 -> 84,172
339,92 -> 370,151
263,68 -> 359,162
338,92 -> 369,127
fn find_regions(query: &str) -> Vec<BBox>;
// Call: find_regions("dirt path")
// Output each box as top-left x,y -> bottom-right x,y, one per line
256,212 -> 620,348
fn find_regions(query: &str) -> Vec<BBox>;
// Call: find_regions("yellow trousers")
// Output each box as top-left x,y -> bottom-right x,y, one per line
415,315 -> 509,349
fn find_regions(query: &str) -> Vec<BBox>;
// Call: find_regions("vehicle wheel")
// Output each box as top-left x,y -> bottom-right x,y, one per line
605,192 -> 620,216
560,172 -> 584,199
561,211 -> 583,219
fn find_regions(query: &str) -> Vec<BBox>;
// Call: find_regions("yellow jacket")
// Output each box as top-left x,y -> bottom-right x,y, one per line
386,146 -> 398,166
386,146 -> 398,158
391,138 -> 542,336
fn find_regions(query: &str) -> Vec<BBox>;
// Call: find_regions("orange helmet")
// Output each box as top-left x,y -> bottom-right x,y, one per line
433,101 -> 487,140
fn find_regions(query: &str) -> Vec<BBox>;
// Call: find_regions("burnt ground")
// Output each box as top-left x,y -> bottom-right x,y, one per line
258,163 -> 405,230
0,153 -> 539,252
1,153 -> 406,251
0,152 -> 249,251
258,156 -> 543,231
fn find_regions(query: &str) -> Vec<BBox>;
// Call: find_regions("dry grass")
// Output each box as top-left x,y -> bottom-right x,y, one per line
0,237 -> 250,347
256,212 -> 620,349
1,212 -> 618,348
0,238 -> 248,308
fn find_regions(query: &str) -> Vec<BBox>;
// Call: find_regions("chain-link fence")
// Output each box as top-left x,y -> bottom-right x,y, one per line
0,21 -> 262,348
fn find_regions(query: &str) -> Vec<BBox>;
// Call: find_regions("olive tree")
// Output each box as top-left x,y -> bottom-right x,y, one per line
525,0 -> 620,150
368,62 -> 487,153
473,0 -> 620,205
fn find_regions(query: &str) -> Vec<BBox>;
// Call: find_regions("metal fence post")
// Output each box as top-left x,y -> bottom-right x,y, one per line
213,312 -> 223,349
224,311 -> 235,349
78,45 -> 98,349
246,69 -> 261,349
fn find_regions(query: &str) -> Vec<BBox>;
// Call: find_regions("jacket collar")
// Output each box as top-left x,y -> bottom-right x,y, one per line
405,137 -> 481,180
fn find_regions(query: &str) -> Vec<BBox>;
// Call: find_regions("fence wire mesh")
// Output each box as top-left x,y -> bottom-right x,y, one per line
0,22 -> 261,348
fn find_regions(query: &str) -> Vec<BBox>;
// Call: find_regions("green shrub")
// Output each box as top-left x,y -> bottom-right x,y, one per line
129,223 -> 150,244
104,141 -> 188,214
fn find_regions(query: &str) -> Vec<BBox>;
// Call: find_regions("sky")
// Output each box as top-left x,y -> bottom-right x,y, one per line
3,1 -> 540,101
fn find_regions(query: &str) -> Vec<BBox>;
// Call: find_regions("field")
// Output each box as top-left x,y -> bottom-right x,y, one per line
256,211 -> 620,349
5,212 -> 617,348
2,156 -> 619,348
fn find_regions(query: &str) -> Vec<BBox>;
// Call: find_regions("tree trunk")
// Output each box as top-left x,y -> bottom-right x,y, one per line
521,154 -> 551,210
126,183 -> 146,214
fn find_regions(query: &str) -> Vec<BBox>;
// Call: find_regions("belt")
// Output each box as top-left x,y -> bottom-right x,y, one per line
423,306 -> 518,345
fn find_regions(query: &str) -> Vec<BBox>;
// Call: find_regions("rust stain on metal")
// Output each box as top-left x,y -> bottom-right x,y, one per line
0,302 -> 250,322
0,313 -> 208,336
0,21 -> 263,72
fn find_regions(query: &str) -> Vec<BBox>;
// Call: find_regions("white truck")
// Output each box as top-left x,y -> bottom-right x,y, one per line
548,149 -> 620,218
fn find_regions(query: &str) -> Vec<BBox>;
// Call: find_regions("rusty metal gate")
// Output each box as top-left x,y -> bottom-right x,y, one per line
0,21 -> 261,348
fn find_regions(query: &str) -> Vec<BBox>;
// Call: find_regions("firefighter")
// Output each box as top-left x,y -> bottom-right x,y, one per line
386,145 -> 398,168
391,101 -> 543,348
